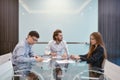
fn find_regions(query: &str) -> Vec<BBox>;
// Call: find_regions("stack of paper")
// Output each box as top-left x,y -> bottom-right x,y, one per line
56,60 -> 75,64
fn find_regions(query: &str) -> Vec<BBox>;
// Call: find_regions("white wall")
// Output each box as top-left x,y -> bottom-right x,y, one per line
19,0 -> 98,55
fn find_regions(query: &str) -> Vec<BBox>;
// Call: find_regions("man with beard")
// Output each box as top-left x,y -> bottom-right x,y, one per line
45,29 -> 69,80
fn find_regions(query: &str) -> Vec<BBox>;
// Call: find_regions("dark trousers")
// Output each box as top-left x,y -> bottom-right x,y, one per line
13,72 -> 39,80
53,68 -> 62,80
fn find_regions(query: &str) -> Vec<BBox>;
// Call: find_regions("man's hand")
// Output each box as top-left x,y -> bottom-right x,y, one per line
50,52 -> 57,57
62,53 -> 67,59
34,56 -> 44,62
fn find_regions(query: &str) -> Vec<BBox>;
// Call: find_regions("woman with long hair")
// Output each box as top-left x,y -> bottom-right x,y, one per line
70,32 -> 107,78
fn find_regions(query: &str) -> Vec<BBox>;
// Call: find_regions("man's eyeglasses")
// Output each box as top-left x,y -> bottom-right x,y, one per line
31,37 -> 38,42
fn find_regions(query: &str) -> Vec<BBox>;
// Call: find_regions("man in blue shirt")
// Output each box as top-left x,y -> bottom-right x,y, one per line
12,31 -> 43,80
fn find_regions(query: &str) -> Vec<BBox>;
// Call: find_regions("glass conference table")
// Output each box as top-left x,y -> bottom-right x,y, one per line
29,55 -> 111,80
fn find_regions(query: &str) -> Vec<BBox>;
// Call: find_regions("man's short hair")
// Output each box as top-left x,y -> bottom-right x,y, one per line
53,29 -> 62,40
28,31 -> 39,38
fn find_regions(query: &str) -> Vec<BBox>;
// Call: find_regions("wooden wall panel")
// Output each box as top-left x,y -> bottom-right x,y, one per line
0,0 -> 18,55
98,0 -> 120,65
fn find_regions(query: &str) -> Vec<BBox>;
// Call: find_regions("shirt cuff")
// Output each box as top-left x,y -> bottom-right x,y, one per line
30,57 -> 36,62
45,51 -> 51,55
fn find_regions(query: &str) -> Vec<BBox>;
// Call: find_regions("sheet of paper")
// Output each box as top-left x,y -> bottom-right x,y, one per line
42,58 -> 51,63
56,60 -> 75,64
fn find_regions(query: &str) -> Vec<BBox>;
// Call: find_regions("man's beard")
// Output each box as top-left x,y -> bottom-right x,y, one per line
58,39 -> 62,42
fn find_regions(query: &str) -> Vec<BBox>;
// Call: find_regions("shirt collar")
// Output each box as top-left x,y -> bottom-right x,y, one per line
53,40 -> 62,45
25,39 -> 32,48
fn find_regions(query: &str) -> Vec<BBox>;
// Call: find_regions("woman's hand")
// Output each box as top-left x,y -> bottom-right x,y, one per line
70,55 -> 80,60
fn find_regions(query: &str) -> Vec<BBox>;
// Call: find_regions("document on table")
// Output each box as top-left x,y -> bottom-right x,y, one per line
42,58 -> 51,63
56,60 -> 75,64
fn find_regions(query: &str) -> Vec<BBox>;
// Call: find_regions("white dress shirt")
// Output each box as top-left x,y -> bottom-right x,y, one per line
45,40 -> 69,56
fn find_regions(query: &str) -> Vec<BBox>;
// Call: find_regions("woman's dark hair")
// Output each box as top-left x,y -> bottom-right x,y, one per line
28,31 -> 39,38
53,29 -> 62,40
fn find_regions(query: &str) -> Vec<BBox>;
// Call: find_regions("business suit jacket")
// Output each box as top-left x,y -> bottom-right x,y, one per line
79,45 -> 104,71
